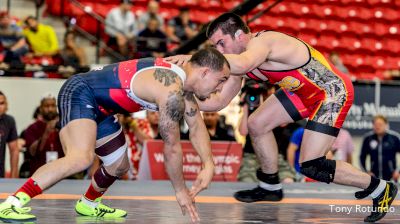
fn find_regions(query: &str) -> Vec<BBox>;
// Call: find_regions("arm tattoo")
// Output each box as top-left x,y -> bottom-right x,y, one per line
183,92 -> 198,117
154,68 -> 178,86
159,90 -> 184,144
185,108 -> 197,117
166,90 -> 184,122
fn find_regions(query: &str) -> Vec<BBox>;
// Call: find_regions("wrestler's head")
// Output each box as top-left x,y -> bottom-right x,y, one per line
186,48 -> 230,101
207,13 -> 251,54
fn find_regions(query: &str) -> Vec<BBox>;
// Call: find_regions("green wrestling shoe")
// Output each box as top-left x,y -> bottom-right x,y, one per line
0,200 -> 36,223
75,197 -> 127,218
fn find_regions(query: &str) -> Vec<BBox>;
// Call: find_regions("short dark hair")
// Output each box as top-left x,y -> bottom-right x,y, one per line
0,91 -> 4,96
24,16 -> 36,25
206,13 -> 250,38
189,48 -> 230,71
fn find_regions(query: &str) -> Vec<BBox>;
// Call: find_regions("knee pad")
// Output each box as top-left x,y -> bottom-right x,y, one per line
300,156 -> 336,184
93,166 -> 118,188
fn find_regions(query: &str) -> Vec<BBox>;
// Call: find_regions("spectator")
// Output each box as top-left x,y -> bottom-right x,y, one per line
23,95 -> 64,176
60,31 -> 87,68
23,16 -> 59,56
0,91 -> 19,178
0,11 -> 28,64
137,15 -> 167,58
202,112 -> 236,141
166,7 -> 197,44
329,52 -> 349,74
105,0 -> 137,58
137,0 -> 164,31
143,111 -> 160,139
360,115 -> 400,181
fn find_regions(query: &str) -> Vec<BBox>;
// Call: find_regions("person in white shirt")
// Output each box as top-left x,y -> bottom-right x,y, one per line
105,0 -> 137,58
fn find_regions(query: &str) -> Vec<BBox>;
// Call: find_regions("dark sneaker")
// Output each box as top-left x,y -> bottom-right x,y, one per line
233,186 -> 283,203
364,182 -> 398,223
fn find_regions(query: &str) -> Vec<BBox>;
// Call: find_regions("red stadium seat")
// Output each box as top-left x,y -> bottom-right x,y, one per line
222,0 -> 241,10
317,35 -> 340,51
374,8 -> 399,21
311,4 -> 336,19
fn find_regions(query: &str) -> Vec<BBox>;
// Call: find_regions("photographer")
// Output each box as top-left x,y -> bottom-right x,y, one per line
23,95 -> 63,176
236,80 -> 296,184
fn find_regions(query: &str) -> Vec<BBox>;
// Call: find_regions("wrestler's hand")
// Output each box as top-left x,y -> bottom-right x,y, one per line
190,163 -> 215,198
164,55 -> 192,67
176,188 -> 200,223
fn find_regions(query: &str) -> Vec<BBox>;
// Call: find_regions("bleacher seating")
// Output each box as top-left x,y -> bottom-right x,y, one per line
42,0 -> 399,80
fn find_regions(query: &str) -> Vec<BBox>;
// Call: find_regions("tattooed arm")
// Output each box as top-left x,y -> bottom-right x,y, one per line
158,89 -> 185,193
154,68 -> 200,222
183,92 -> 215,198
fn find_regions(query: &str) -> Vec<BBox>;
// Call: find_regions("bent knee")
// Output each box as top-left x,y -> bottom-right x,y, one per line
114,161 -> 130,177
300,156 -> 336,184
65,152 -> 95,171
248,115 -> 273,135
105,155 -> 130,177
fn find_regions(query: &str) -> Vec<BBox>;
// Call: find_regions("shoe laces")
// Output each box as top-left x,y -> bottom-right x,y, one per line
96,203 -> 115,214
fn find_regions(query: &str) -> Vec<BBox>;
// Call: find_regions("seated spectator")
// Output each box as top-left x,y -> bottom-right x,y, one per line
60,31 -> 87,68
137,16 -> 167,58
329,52 -> 349,74
0,11 -> 28,64
166,7 -> 197,44
105,0 -> 137,58
23,95 -> 64,176
23,16 -> 59,57
0,91 -> 19,178
137,0 -> 164,31
203,112 -> 236,141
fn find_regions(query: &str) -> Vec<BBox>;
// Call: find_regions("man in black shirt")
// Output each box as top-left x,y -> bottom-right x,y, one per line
203,112 -> 236,141
0,91 -> 19,178
137,16 -> 167,58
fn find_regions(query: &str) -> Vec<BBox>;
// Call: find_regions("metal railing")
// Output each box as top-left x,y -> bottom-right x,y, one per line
61,0 -> 126,63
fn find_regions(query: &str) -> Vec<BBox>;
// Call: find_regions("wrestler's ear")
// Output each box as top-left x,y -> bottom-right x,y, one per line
234,29 -> 242,40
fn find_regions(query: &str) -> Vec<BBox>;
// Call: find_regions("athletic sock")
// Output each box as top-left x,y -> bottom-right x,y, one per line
84,183 -> 106,202
11,178 -> 42,206
369,178 -> 387,199
257,169 -> 282,191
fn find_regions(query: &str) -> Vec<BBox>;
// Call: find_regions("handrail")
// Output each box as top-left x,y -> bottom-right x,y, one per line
63,0 -> 127,63
247,0 -> 284,24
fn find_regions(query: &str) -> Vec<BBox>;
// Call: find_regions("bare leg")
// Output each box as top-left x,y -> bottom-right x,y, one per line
32,119 -> 96,190
299,129 -> 370,189
248,94 -> 294,174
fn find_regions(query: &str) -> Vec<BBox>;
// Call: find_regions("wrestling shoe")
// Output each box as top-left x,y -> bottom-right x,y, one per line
75,198 -> 127,218
0,200 -> 36,223
363,182 -> 398,223
234,186 -> 283,203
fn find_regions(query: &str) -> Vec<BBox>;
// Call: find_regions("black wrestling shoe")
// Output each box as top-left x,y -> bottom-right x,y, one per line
364,182 -> 398,223
233,186 -> 283,203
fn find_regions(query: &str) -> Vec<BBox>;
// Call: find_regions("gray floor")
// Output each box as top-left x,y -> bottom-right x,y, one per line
0,179 -> 399,224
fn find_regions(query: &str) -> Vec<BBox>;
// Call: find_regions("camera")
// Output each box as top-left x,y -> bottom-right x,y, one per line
239,79 -> 269,111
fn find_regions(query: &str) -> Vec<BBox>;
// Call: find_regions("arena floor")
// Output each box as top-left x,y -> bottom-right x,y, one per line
0,179 -> 399,224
